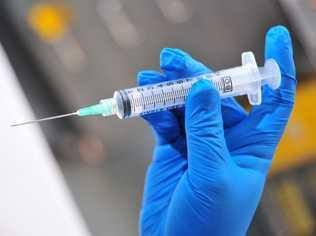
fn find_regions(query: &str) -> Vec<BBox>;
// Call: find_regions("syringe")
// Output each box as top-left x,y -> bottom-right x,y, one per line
11,52 -> 281,127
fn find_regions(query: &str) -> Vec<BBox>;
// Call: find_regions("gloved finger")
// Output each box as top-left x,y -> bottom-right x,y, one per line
160,48 -> 247,128
137,70 -> 167,86
137,70 -> 181,144
160,48 -> 209,77
262,25 -> 296,108
185,80 -> 230,187
231,26 -> 296,163
221,98 -> 248,128
159,48 -> 200,125
250,26 -> 296,130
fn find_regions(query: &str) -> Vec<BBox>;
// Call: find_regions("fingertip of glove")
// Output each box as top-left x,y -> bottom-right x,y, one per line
160,48 -> 187,71
266,25 -> 292,48
188,80 -> 220,107
137,70 -> 164,85
192,79 -> 219,93
265,25 -> 296,79
186,80 -> 223,133
161,48 -> 187,57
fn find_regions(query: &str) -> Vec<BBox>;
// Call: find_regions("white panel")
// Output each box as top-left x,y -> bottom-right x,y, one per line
0,45 -> 91,236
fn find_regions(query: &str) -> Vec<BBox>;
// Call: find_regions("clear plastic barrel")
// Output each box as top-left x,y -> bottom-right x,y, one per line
116,66 -> 254,118
111,52 -> 280,119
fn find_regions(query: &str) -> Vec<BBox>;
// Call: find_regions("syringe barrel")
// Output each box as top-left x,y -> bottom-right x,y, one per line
112,51 -> 280,119
113,66 -> 255,119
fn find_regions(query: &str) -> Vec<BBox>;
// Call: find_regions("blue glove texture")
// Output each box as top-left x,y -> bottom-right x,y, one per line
139,25 -> 296,236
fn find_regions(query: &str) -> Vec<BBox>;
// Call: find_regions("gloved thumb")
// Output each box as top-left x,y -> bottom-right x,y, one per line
185,80 -> 230,177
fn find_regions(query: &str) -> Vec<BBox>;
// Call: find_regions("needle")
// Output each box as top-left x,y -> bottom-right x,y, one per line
11,112 -> 78,127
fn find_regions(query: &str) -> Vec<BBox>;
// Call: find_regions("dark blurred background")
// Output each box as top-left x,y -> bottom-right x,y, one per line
0,0 -> 316,235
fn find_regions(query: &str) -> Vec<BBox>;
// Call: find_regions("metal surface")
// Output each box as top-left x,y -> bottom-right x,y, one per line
11,112 -> 78,127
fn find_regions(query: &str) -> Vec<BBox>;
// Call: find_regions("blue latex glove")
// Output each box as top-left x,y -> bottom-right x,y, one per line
139,25 -> 296,236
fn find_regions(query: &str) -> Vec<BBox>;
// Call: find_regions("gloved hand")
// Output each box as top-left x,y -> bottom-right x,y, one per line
139,25 -> 296,236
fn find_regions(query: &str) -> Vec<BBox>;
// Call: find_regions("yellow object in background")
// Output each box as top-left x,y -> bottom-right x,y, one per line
275,178 -> 315,236
271,77 -> 316,175
27,3 -> 71,42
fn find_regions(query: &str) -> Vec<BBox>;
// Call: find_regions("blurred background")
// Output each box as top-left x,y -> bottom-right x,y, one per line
0,0 -> 316,235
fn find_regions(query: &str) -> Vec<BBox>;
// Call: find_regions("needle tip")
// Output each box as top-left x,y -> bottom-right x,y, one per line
10,112 -> 78,127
